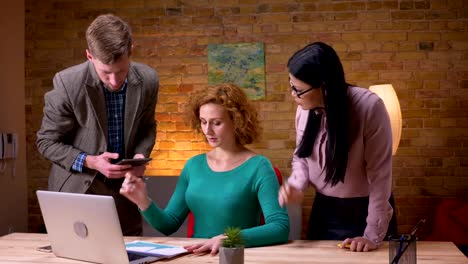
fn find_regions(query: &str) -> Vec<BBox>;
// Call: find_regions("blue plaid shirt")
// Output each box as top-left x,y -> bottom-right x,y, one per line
72,81 -> 127,172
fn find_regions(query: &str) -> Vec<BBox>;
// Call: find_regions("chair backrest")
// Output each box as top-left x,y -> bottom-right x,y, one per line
187,211 -> 195,238
426,199 -> 468,245
186,166 -> 283,238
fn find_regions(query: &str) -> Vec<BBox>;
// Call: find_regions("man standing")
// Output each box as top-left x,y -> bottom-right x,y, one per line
36,14 -> 159,236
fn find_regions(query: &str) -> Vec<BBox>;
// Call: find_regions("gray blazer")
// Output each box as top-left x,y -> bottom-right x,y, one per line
37,61 -> 159,193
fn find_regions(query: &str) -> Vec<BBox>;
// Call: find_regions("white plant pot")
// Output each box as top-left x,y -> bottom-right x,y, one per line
219,246 -> 244,264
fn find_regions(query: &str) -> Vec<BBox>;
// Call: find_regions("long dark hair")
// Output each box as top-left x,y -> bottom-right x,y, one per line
287,42 -> 350,186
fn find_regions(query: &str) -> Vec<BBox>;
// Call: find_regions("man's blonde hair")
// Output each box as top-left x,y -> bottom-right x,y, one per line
86,14 -> 132,64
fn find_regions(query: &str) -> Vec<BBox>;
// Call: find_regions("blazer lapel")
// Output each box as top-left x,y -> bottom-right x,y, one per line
85,62 -> 107,142
124,63 -> 142,152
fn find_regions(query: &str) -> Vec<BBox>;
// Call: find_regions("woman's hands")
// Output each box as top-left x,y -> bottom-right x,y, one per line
127,153 -> 148,177
119,171 -> 151,211
278,183 -> 304,207
184,234 -> 227,255
339,236 -> 378,252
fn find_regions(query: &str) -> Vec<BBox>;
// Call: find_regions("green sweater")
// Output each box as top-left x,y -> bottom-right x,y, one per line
141,154 -> 290,247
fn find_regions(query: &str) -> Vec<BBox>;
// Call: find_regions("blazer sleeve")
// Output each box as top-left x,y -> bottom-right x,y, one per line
36,72 -> 90,171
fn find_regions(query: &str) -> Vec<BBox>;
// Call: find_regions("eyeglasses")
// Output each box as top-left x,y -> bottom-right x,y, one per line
289,81 -> 316,98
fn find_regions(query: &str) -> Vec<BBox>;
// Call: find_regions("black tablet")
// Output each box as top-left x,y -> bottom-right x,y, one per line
116,158 -> 152,166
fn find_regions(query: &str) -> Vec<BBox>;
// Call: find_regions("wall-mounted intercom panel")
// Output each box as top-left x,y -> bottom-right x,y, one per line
0,132 -> 18,159
0,132 -> 18,174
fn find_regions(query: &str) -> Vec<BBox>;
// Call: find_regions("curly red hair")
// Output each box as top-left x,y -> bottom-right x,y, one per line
186,83 -> 261,145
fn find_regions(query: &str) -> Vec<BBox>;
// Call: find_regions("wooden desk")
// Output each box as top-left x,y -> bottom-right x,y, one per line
0,233 -> 466,263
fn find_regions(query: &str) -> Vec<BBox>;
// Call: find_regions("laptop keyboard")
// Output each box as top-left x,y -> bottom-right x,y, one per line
127,252 -> 148,261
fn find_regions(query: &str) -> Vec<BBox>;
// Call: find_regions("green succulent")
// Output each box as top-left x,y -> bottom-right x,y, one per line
222,226 -> 244,248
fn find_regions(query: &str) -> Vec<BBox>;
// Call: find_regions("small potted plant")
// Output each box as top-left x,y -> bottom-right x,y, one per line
219,226 -> 244,264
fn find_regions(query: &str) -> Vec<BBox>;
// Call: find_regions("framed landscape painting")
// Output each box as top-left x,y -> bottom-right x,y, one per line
208,42 -> 265,100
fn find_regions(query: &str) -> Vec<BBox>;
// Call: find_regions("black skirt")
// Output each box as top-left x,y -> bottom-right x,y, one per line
307,192 -> 397,240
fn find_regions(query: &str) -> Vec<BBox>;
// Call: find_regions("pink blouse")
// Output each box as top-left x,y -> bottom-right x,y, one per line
288,86 -> 394,244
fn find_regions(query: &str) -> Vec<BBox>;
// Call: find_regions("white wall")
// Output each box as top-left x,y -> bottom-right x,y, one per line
0,1 -> 27,235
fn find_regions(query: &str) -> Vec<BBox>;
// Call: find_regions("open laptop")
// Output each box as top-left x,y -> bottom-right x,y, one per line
36,190 -> 160,264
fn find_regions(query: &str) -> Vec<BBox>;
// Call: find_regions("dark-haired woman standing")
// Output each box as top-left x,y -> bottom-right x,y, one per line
278,42 -> 396,252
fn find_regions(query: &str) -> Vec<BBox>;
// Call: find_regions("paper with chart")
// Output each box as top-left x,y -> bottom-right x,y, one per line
125,240 -> 188,258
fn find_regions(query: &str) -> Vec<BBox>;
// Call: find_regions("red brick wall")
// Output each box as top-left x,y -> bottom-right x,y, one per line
26,0 -> 468,238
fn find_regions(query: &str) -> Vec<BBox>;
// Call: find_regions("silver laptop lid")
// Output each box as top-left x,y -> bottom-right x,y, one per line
36,190 -> 156,264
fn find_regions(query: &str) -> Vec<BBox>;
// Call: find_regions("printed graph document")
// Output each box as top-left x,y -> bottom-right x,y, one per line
126,241 -> 188,258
